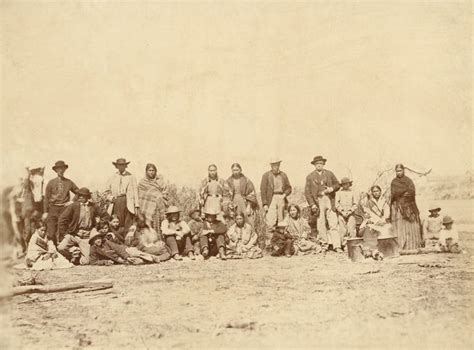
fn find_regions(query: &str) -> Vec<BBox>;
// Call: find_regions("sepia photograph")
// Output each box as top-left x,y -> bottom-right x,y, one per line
0,0 -> 472,349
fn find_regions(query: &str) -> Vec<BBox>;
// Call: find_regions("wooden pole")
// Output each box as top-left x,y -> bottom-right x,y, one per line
8,279 -> 113,298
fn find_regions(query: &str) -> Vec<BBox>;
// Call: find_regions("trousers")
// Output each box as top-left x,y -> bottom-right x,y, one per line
165,235 -> 194,256
46,205 -> 66,244
57,234 -> 90,265
317,196 -> 341,249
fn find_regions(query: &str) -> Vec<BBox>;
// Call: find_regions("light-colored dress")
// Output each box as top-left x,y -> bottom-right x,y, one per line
226,222 -> 262,259
287,217 -> 321,255
363,197 -> 392,237
26,231 -> 73,270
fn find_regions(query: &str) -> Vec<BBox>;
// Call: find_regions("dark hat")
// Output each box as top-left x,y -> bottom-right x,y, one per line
340,177 -> 352,185
112,158 -> 130,166
442,216 -> 454,225
311,156 -> 327,165
188,208 -> 201,217
52,160 -> 69,171
77,187 -> 92,198
428,203 -> 441,212
89,230 -> 106,245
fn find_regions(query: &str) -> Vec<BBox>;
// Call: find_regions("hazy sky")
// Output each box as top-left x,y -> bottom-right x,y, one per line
1,1 -> 472,191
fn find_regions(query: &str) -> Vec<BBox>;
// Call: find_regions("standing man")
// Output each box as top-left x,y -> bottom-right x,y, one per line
304,156 -> 342,252
199,164 -> 230,219
42,160 -> 79,245
105,158 -> 141,230
260,158 -> 292,241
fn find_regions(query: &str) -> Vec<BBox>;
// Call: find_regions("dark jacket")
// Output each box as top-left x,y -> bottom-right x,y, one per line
58,202 -> 109,238
89,241 -> 129,265
260,171 -> 292,207
304,169 -> 340,209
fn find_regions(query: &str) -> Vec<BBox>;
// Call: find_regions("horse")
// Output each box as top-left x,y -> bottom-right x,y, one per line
2,167 -> 45,257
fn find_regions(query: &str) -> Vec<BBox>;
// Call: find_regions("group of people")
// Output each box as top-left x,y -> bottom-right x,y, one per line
21,156 -> 462,270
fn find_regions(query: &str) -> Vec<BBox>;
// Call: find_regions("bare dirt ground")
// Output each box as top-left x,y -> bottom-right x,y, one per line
1,199 -> 473,349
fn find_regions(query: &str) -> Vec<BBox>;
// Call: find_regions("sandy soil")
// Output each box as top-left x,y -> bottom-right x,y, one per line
2,232 -> 473,350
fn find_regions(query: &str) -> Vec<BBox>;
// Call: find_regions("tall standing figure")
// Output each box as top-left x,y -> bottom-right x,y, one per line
138,163 -> 168,236
390,164 -> 422,250
304,156 -> 342,252
260,158 -> 292,241
42,161 -> 79,245
199,164 -> 230,219
105,158 -> 141,230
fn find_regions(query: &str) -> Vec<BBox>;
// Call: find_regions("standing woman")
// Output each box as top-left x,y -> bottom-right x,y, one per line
138,163 -> 169,236
226,163 -> 258,226
390,164 -> 422,249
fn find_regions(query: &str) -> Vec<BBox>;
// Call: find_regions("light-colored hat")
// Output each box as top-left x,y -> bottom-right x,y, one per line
204,208 -> 220,216
165,206 -> 181,215
269,157 -> 282,164
89,230 -> 106,244
442,216 -> 454,225
277,219 -> 288,228
340,177 -> 352,185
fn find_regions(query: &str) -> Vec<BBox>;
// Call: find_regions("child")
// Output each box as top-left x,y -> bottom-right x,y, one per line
89,229 -> 156,265
439,216 -> 462,253
188,209 -> 203,257
201,209 -> 228,260
422,205 -> 443,249
25,221 -> 73,270
161,206 -> 195,261
335,177 -> 358,249
108,215 -> 126,244
270,220 -> 294,257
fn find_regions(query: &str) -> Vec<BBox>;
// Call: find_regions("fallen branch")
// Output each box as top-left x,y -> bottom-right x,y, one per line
8,279 -> 113,298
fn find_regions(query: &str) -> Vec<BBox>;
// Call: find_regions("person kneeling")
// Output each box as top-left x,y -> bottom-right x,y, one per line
201,209 -> 228,260
161,206 -> 195,261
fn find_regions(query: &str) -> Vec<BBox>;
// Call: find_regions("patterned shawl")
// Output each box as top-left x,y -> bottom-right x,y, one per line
226,174 -> 258,208
138,175 -> 168,221
287,217 -> 311,240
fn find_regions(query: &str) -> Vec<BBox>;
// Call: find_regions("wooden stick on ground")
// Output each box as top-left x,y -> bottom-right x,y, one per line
9,279 -> 113,297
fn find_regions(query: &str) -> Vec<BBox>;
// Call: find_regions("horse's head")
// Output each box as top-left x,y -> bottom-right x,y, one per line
27,167 -> 45,202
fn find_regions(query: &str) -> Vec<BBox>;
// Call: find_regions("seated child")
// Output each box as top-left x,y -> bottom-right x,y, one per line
422,205 -> 443,249
439,216 -> 463,253
271,220 -> 294,257
200,209 -> 228,260
188,208 -> 203,256
161,206 -> 195,261
226,212 -> 262,259
25,221 -> 73,270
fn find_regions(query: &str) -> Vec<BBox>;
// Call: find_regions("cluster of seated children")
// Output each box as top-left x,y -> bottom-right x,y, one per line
24,194 -> 464,271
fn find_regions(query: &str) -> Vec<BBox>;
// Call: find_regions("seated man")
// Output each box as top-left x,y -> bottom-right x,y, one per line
422,204 -> 443,249
200,209 -> 228,260
57,187 -> 109,265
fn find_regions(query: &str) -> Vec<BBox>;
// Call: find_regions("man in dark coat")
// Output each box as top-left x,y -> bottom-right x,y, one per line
304,156 -> 342,252
57,187 -> 109,264
260,158 -> 292,243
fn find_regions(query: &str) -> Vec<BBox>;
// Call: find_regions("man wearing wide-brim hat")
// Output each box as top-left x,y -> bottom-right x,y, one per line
104,158 -> 141,230
42,160 -> 79,245
57,187 -> 110,265
200,208 -> 228,260
260,157 -> 292,242
304,155 -> 341,252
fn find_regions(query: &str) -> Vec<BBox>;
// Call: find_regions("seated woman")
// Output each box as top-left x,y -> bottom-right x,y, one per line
200,209 -> 228,260
226,212 -> 262,259
161,206 -> 195,261
287,204 -> 321,255
362,185 -> 391,238
124,221 -> 171,262
25,221 -> 73,270
108,215 -> 126,244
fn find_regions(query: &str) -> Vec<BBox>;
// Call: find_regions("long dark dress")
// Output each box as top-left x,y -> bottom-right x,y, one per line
390,175 -> 422,249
